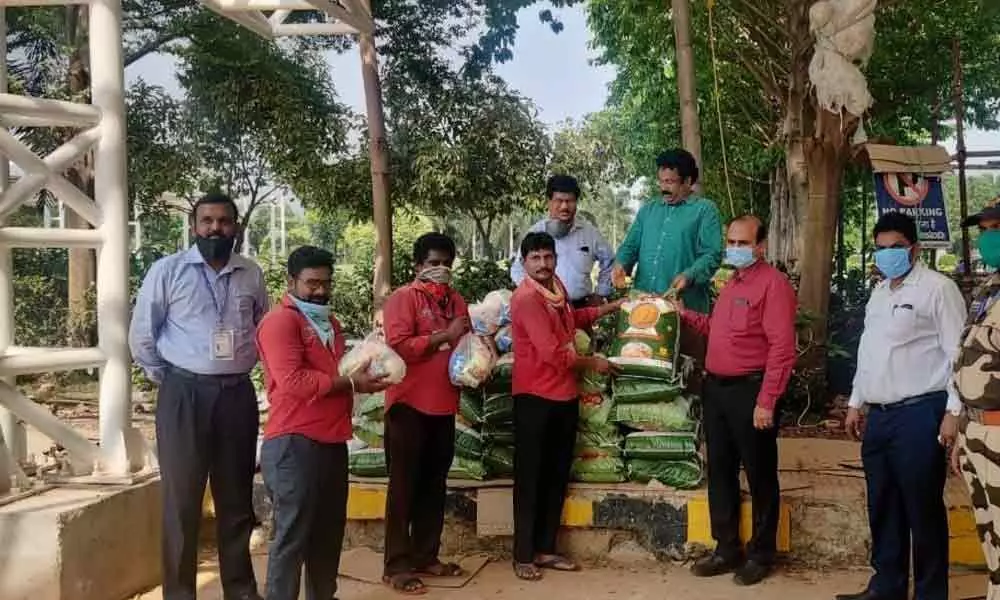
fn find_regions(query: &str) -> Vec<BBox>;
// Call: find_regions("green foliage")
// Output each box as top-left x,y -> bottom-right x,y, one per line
451,260 -> 514,303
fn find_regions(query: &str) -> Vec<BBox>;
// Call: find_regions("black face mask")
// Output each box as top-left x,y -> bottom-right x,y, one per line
195,235 -> 235,263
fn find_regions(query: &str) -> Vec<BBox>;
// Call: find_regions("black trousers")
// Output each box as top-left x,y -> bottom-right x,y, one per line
155,368 -> 259,600
260,435 -> 349,600
513,394 -> 578,564
383,403 -> 456,577
862,393 -> 949,600
703,374 -> 780,564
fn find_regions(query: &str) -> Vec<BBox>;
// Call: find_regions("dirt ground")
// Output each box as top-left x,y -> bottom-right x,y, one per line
136,552 -> 874,600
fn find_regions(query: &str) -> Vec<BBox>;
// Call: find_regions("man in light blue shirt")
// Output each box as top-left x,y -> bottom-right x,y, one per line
510,174 -> 615,308
130,192 -> 268,600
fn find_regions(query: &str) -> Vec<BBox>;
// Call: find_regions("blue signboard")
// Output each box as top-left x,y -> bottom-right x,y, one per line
873,172 -> 951,248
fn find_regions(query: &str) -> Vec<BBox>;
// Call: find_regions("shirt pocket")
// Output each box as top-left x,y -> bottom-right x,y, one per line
885,304 -> 918,341
729,299 -> 752,333
234,292 -> 257,331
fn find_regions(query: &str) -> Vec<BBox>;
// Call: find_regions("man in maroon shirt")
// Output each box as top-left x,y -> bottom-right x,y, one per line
256,246 -> 389,600
510,232 -> 622,582
381,233 -> 470,595
681,216 -> 797,586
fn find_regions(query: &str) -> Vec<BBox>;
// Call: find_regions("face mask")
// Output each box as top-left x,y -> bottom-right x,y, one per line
195,235 -> 235,263
544,219 -> 572,239
417,265 -> 452,285
979,230 -> 1000,268
293,296 -> 331,316
291,296 -> 333,345
724,246 -> 756,269
874,247 -> 913,280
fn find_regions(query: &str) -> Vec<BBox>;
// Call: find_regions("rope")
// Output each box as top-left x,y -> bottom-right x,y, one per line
707,0 -> 735,216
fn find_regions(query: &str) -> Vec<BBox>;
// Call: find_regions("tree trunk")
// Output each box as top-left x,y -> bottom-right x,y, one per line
766,161 -> 797,269
672,0 -> 702,169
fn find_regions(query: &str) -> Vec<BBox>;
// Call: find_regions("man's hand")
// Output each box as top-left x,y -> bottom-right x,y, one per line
950,441 -> 963,477
753,406 -> 774,430
585,294 -> 604,307
670,274 -> 689,293
446,316 -> 470,342
588,356 -> 622,376
845,407 -> 864,441
350,369 -> 391,394
940,413 -> 959,449
612,264 -> 628,289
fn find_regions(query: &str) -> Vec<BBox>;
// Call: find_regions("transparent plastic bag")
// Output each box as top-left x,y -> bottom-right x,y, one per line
448,333 -> 497,388
469,289 -> 513,335
338,332 -> 407,384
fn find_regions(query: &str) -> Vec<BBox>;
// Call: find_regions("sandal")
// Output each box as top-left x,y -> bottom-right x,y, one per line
415,561 -> 464,577
535,554 -> 580,572
382,574 -> 428,595
513,561 -> 544,581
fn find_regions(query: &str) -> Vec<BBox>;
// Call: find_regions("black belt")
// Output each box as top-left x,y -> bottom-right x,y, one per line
168,366 -> 250,388
707,371 -> 764,386
866,390 -> 946,411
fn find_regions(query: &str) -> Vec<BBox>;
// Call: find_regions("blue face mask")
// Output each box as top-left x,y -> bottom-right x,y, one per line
874,247 -> 913,280
724,246 -> 756,269
291,296 -> 334,346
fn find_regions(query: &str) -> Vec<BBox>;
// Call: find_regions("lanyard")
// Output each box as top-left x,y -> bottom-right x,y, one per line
198,265 -> 231,324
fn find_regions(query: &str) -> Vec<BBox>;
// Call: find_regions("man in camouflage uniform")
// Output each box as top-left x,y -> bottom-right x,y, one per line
954,197 -> 1000,600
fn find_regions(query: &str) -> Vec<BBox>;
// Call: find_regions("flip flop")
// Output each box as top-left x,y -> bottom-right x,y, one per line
513,562 -> 544,581
534,555 -> 580,572
415,561 -> 465,577
382,574 -> 428,595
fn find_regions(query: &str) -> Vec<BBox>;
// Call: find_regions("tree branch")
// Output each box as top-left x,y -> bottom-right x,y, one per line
124,31 -> 186,67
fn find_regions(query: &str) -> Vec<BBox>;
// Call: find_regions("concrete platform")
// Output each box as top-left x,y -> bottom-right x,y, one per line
0,480 -> 161,600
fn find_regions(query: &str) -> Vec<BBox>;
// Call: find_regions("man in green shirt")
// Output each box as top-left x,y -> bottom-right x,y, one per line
614,149 -> 723,314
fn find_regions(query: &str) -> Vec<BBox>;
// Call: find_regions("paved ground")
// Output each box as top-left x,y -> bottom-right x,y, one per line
137,552 -> 876,600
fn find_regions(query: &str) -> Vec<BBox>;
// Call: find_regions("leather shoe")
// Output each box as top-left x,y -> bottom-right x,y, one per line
691,553 -> 742,577
835,591 -> 901,600
733,560 -> 771,586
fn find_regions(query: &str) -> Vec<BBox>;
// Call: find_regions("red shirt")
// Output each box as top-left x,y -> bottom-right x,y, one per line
382,283 -> 469,415
681,261 -> 797,410
511,279 -> 600,402
256,295 -> 352,443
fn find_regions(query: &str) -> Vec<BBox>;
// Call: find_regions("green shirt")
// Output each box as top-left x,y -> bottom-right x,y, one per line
615,195 -> 723,313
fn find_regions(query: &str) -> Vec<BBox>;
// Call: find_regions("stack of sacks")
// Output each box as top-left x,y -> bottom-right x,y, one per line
570,330 -> 626,483
480,355 -> 515,478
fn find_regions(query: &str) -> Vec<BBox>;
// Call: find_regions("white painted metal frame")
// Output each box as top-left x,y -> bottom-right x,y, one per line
199,0 -> 372,38
0,0 -> 149,494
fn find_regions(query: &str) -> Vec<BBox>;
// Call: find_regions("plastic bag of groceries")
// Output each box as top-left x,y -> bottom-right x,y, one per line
494,325 -> 514,354
449,333 -> 496,388
469,289 -> 513,336
338,332 -> 407,384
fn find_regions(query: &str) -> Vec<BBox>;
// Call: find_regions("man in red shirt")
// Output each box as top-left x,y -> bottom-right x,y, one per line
511,232 -> 622,582
681,216 -> 797,586
381,233 -> 470,595
256,246 -> 389,600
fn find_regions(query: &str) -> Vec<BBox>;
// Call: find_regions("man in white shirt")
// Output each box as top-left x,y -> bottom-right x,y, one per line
510,174 -> 615,308
837,212 -> 965,600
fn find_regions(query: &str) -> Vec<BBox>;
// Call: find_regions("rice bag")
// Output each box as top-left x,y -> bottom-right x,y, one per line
612,397 -> 694,432
612,377 -> 683,404
578,391 -> 614,430
449,456 -> 489,481
571,455 -> 626,483
339,332 -> 407,384
483,444 -> 515,476
449,333 -> 497,388
355,392 -> 386,420
495,325 -> 513,354
579,362 -> 610,394
348,448 -> 387,477
608,293 -> 681,381
482,422 -> 515,445
469,289 -> 513,336
486,354 -> 514,392
483,392 -> 514,425
460,388 -> 484,425
455,422 -> 485,460
575,427 -> 623,458
626,458 -> 704,489
623,431 -> 698,460
352,417 -> 384,448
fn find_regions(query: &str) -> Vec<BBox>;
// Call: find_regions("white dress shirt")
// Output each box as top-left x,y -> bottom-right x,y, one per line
849,263 -> 967,414
510,217 -> 615,301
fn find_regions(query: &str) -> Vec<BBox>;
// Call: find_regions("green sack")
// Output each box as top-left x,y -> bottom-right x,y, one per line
626,458 -> 704,490
571,456 -> 626,483
483,444 -> 515,476
483,393 -> 514,425
349,448 -> 387,477
449,455 -> 489,480
608,292 -> 681,381
459,389 -> 484,426
482,422 -> 515,445
489,355 -> 514,384
579,365 -> 610,394
613,397 -> 694,432
612,377 -> 683,404
356,393 -> 385,420
623,431 -> 698,460
353,418 -> 384,448
578,391 -> 614,430
455,422 -> 484,459
575,428 -> 622,459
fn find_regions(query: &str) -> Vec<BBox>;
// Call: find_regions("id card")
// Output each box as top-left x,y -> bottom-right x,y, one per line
211,328 -> 236,361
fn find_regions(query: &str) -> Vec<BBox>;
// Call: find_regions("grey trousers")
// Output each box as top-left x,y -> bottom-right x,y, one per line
261,434 -> 349,600
155,368 -> 259,600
